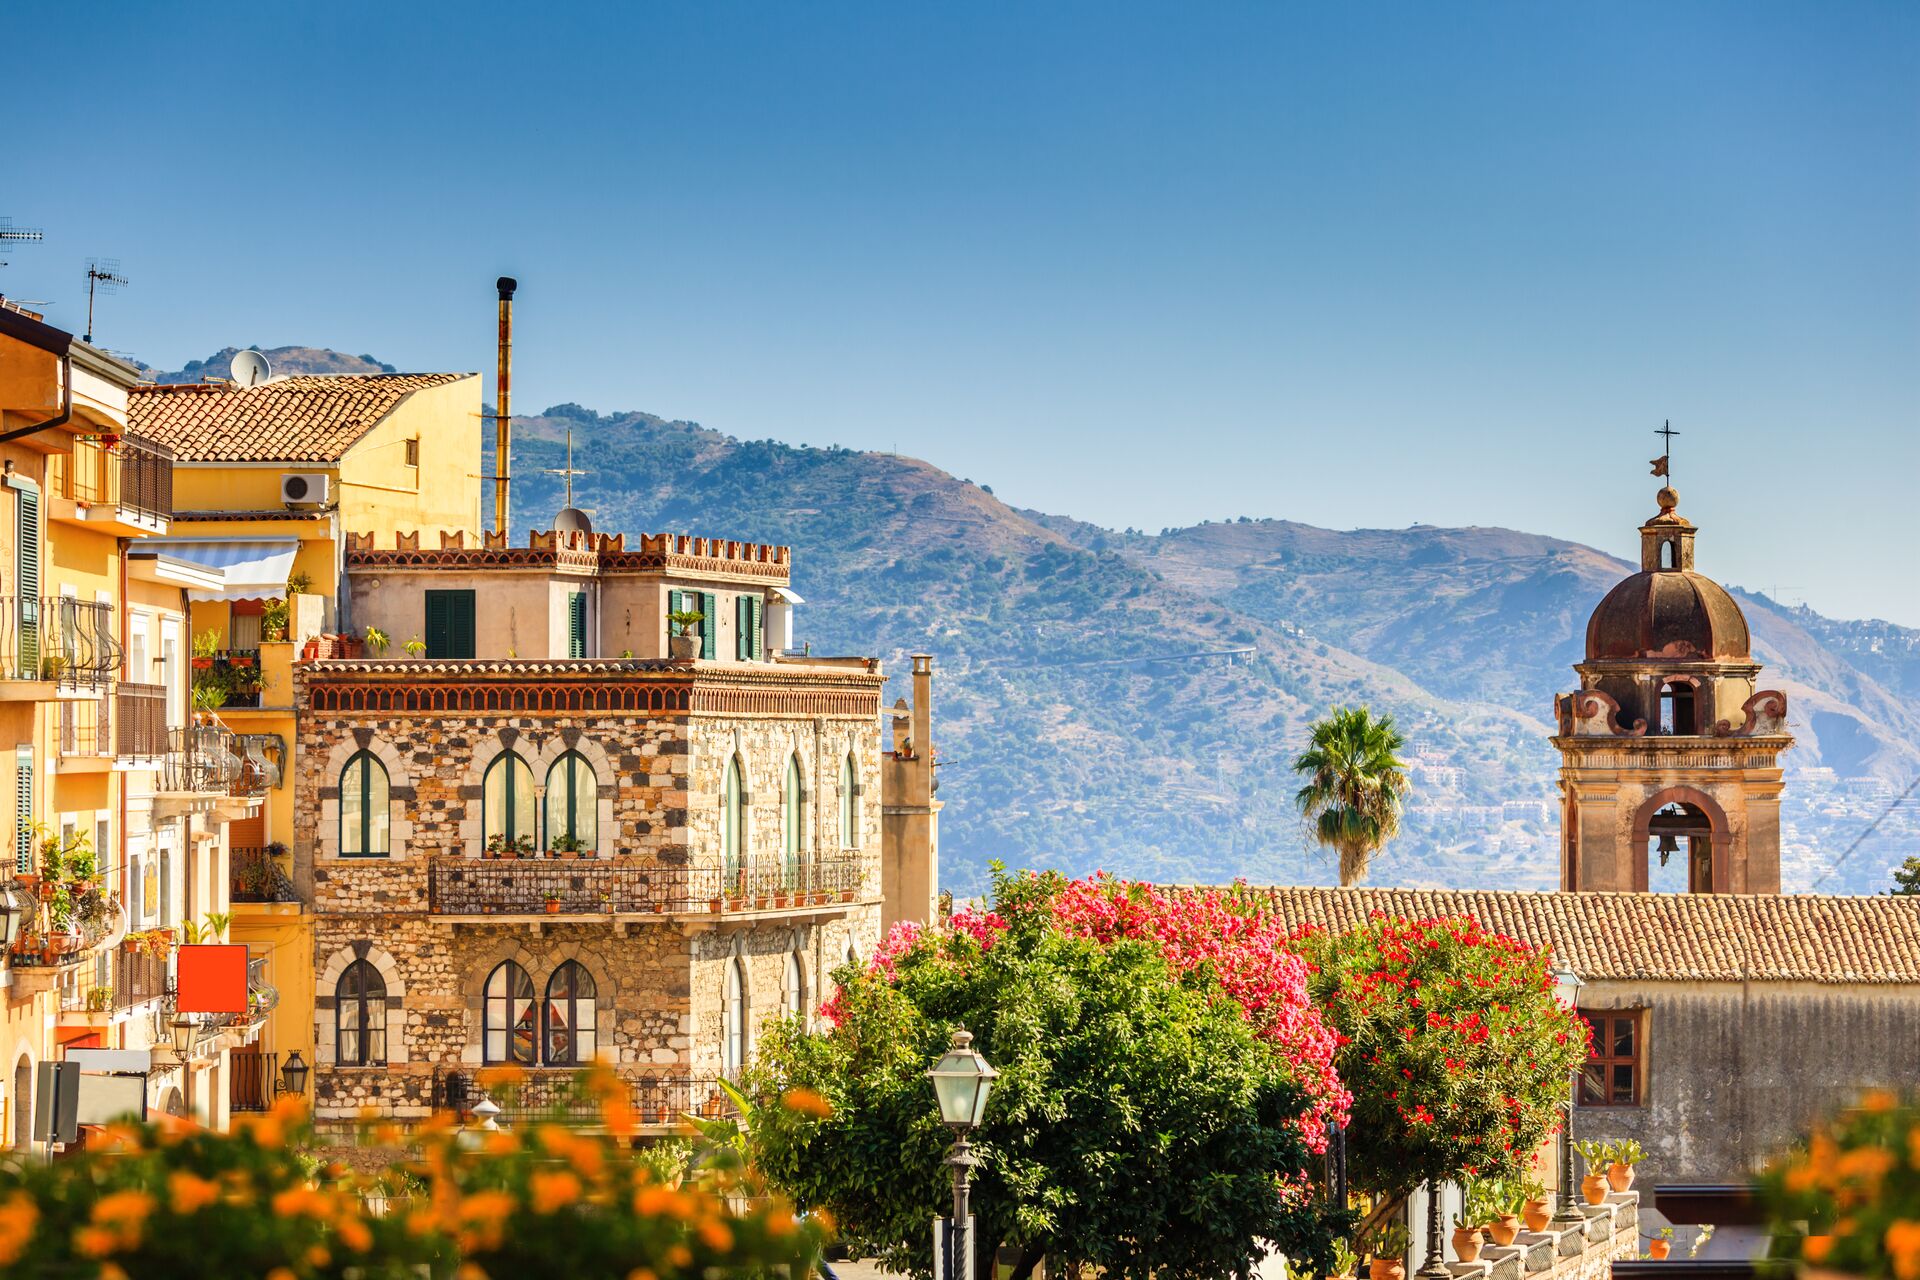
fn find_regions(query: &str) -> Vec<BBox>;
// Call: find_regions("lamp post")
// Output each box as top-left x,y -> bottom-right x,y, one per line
1551,965 -> 1587,1227
927,1027 -> 997,1280
279,1050 -> 309,1098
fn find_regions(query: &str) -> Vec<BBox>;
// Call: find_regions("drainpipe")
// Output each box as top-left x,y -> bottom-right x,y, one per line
0,352 -> 72,444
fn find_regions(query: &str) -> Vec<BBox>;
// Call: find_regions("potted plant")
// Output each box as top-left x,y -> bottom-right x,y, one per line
1365,1219 -> 1410,1280
1477,1177 -> 1521,1247
485,833 -> 512,860
403,636 -> 427,658
191,628 -> 220,669
667,609 -> 704,660
85,985 -> 113,1013
548,833 -> 586,860
599,891 -> 613,913
261,597 -> 289,642
1519,1175 -> 1552,1233
1450,1213 -> 1484,1264
543,890 -> 562,915
40,652 -> 67,682
515,835 -> 536,860
364,625 -> 390,657
202,911 -> 231,943
1607,1138 -> 1644,1193
286,571 -> 312,597
1648,1227 -> 1673,1260
1576,1140 -> 1614,1205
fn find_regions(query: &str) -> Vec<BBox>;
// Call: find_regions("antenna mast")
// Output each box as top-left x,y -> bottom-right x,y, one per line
0,219 -> 43,268
82,259 -> 128,344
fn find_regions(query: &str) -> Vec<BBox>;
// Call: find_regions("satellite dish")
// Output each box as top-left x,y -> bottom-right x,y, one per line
229,350 -> 271,387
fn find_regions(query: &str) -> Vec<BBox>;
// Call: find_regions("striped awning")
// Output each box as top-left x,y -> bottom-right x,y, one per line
128,538 -> 301,602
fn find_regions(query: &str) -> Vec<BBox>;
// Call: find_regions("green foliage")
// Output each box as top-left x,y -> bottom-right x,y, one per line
1892,855 -> 1920,896
363,625 -> 390,656
667,609 -> 705,636
260,596 -> 289,641
1574,1140 -> 1614,1177
742,871 -> 1339,1280
1759,1091 -> 1920,1276
1292,705 -> 1411,886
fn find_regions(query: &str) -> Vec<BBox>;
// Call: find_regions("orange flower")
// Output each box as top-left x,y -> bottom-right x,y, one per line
1803,1235 -> 1835,1263
167,1171 -> 222,1216
667,1244 -> 693,1268
305,1244 -> 331,1269
477,1064 -> 526,1090
267,1269 -> 298,1280
530,1170 -> 584,1214
1889,1220 -> 1920,1280
73,1226 -> 119,1259
1836,1145 -> 1897,1184
698,1219 -> 735,1252
483,1130 -> 518,1156
457,1189 -> 516,1253
782,1088 -> 833,1118
338,1216 -> 374,1253
1909,1123 -> 1920,1171
634,1186 -> 692,1218
627,1270 -> 659,1280
271,1186 -> 329,1219
90,1191 -> 156,1231
1862,1089 -> 1899,1114
0,1192 -> 38,1266
99,1265 -> 131,1280
765,1210 -> 798,1238
456,1265 -> 491,1280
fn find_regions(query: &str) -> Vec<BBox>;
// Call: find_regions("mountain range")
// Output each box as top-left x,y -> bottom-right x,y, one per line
150,349 -> 1920,895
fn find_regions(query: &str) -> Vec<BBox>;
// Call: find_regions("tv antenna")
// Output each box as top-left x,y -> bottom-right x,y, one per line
541,420 -> 590,508
0,219 -> 43,267
82,258 -> 128,343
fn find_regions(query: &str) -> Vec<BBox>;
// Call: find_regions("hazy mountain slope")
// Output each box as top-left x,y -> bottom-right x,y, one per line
143,346 -> 397,383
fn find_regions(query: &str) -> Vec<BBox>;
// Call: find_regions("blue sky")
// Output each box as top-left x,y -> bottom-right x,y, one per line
7,3 -> 1917,623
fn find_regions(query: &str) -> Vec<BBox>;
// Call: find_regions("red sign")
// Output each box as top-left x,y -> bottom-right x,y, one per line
175,944 -> 248,1014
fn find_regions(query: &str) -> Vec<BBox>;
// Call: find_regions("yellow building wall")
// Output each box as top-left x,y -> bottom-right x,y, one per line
336,377 -> 482,538
231,904 -> 313,1089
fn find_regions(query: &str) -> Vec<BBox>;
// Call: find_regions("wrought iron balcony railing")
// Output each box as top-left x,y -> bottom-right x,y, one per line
232,734 -> 284,794
0,596 -> 120,689
161,723 -> 240,794
231,845 -> 300,903
431,1067 -> 737,1129
426,852 -> 869,916
58,692 -> 112,755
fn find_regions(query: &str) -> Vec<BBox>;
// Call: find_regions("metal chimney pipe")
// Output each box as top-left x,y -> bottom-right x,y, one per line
493,276 -> 517,535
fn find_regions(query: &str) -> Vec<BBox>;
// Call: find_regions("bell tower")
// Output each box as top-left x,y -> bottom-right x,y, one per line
1552,480 -> 1792,894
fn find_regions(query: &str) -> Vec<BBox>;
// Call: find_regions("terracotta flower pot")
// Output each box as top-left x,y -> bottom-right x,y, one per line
668,633 -> 699,660
1451,1227 -> 1484,1264
1607,1162 -> 1636,1193
1581,1174 -> 1609,1205
708,898 -> 723,914
1522,1199 -> 1552,1233
544,900 -> 561,914
1648,1240 -> 1670,1260
1488,1215 -> 1520,1247
1368,1260 -> 1405,1280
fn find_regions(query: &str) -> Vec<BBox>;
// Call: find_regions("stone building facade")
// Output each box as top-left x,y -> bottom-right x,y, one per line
293,521 -> 921,1130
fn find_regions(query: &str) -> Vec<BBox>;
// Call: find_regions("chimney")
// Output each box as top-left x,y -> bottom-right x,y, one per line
493,276 -> 516,535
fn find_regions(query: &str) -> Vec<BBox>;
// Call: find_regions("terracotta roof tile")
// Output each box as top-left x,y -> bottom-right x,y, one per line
1179,886 -> 1920,984
128,373 -> 474,463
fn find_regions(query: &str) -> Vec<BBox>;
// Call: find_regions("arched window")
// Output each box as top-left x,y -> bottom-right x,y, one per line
783,951 -> 805,1019
1658,682 -> 1697,736
1660,540 -> 1676,569
722,957 -> 746,1077
783,754 -> 803,886
336,959 -> 387,1067
340,750 -> 390,857
544,751 -> 598,854
720,756 -> 745,886
839,752 -> 857,849
483,751 -> 536,852
543,961 -> 598,1065
483,961 -> 537,1064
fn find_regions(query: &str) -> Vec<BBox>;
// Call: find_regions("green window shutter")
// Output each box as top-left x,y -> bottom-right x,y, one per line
735,595 -> 750,660
568,592 -> 587,659
424,590 -> 476,659
700,593 -> 716,660
14,747 -> 32,874
16,486 -> 40,677
751,594 -> 764,659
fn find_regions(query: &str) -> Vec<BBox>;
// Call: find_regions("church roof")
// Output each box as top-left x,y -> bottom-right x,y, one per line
1585,570 -> 1751,662
1214,886 -> 1920,984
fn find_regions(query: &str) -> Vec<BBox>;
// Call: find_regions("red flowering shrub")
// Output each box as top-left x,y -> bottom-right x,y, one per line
1290,913 -> 1589,1225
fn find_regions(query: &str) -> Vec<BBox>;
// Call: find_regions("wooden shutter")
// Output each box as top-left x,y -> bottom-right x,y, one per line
700,593 -> 716,660
424,590 -> 476,659
735,595 -> 751,660
15,486 -> 40,676
13,747 -> 31,874
568,593 -> 587,659
751,594 -> 764,659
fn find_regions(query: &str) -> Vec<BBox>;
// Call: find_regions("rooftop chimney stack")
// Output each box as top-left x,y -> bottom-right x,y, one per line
493,276 -> 516,535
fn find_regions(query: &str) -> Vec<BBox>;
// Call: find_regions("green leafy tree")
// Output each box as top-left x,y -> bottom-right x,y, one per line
1290,915 -> 1589,1241
1891,856 -> 1920,896
1292,705 -> 1411,886
743,872 -> 1339,1280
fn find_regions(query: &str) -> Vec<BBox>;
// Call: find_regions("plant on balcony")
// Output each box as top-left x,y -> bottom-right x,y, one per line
548,833 -> 588,859
286,570 -> 312,596
485,833 -> 536,859
668,608 -> 704,659
260,596 -> 289,642
364,624 -> 390,657
543,890 -> 562,914
84,985 -> 113,1013
191,672 -> 231,720
191,627 -> 220,668
202,911 -> 231,943
38,651 -> 68,681
403,635 -> 427,658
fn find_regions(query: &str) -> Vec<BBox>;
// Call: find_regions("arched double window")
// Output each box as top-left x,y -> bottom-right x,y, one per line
340,750 -> 390,857
543,961 -> 599,1065
839,752 -> 858,850
720,756 -> 745,885
782,754 -> 804,886
336,959 -> 387,1067
544,751 -> 598,854
483,751 -> 536,852
722,957 -> 747,1077
483,960 -> 537,1064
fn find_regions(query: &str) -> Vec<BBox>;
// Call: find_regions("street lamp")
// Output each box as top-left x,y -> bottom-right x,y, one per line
927,1027 -> 997,1280
1551,965 -> 1587,1227
279,1050 -> 309,1097
170,1016 -> 197,1063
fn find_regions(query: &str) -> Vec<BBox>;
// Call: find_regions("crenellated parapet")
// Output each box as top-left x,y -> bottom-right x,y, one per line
342,528 -> 790,582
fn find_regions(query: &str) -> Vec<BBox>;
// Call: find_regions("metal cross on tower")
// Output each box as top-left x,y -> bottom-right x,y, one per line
541,420 -> 590,508
1649,420 -> 1680,482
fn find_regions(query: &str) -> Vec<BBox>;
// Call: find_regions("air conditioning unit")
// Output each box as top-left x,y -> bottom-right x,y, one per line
281,473 -> 330,506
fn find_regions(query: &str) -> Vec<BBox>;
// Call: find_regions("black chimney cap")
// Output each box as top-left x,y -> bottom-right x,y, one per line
497,276 -> 517,299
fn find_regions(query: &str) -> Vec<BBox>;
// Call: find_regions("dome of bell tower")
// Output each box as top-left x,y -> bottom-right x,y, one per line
1583,485 -> 1751,662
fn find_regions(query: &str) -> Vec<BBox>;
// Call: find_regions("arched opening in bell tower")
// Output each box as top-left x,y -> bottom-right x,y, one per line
1657,681 -> 1697,735
1644,801 -> 1714,893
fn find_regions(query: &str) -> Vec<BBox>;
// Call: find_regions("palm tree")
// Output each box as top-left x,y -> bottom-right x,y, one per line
1292,705 -> 1411,887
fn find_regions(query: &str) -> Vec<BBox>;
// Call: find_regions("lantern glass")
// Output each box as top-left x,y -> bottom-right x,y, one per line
927,1031 -> 997,1128
279,1050 -> 309,1096
171,1017 -> 195,1058
1552,965 -> 1584,1009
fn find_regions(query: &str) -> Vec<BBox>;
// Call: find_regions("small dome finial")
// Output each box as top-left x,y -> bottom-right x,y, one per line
1656,485 -> 1679,513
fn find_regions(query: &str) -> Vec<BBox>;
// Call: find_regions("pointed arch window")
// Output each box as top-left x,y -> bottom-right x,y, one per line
721,756 -> 745,885
783,951 -> 805,1019
483,751 -> 536,852
544,751 -> 598,854
340,750 -> 390,857
543,961 -> 598,1065
483,960 -> 537,1064
839,752 -> 858,850
722,957 -> 747,1077
336,959 -> 387,1067
783,754 -> 804,886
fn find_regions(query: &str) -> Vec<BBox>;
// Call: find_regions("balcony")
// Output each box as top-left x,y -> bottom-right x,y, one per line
7,879 -> 114,997
113,944 -> 170,1011
430,1067 -> 736,1131
195,651 -> 262,709
115,683 -> 168,759
0,596 -> 120,697
56,692 -> 113,767
47,432 -> 173,536
231,845 -> 300,904
426,852 -> 870,920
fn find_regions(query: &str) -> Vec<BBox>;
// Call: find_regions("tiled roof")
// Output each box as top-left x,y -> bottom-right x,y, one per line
1197,886 -> 1920,984
128,373 -> 474,462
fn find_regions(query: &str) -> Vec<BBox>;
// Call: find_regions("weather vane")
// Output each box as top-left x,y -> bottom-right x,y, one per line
1649,420 -> 1679,483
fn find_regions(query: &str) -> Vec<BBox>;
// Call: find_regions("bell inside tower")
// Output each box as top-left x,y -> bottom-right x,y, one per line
1646,802 -> 1714,893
